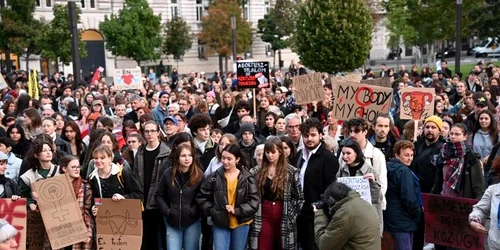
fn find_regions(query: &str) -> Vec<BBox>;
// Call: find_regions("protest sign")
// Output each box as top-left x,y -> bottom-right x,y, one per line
337,177 -> 372,203
96,199 -> 143,250
0,73 -> 8,90
32,174 -> 88,249
236,61 -> 270,88
292,73 -> 324,104
113,68 -> 143,90
333,82 -> 393,123
0,198 -> 27,250
361,78 -> 392,88
422,194 -> 483,250
26,211 -> 44,250
330,73 -> 362,84
400,88 -> 435,120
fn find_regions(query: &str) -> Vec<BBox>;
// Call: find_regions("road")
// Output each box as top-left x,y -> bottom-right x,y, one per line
364,55 -> 500,71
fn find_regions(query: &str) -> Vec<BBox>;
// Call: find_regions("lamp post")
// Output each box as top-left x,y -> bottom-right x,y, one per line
68,0 -> 81,89
231,14 -> 237,63
455,0 -> 462,75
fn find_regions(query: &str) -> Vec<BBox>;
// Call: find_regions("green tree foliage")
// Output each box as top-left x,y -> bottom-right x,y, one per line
39,4 -> 87,65
99,0 -> 162,66
198,0 -> 253,58
0,0 -> 47,69
469,0 -> 500,39
162,16 -> 193,60
258,0 -> 296,51
294,0 -> 373,73
384,0 -> 416,47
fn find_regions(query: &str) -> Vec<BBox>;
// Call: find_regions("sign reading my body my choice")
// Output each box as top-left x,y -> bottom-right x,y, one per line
236,61 -> 270,88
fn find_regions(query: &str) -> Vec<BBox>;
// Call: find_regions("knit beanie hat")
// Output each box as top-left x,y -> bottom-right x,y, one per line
0,219 -> 18,242
239,123 -> 255,136
424,115 -> 443,131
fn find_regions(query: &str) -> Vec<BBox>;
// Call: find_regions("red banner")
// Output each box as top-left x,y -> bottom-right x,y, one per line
0,198 -> 27,250
422,194 -> 484,250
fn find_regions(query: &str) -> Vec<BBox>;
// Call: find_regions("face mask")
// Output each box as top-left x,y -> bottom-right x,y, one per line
126,108 -> 132,113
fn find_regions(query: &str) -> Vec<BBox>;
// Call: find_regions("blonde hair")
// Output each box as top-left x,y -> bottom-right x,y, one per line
92,144 -> 113,158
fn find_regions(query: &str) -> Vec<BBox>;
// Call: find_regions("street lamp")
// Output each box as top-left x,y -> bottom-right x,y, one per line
455,0 -> 462,75
68,0 -> 81,89
231,14 -> 237,63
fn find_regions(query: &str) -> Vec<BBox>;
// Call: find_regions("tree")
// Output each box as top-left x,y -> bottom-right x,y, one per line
0,0 -> 46,70
384,0 -> 416,49
99,0 -> 162,66
294,0 -> 373,73
39,4 -> 87,65
258,0 -> 296,68
162,16 -> 192,69
199,0 -> 253,71
469,0 -> 500,39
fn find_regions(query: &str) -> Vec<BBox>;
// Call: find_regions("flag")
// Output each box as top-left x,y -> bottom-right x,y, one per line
91,66 -> 104,84
28,69 -> 39,100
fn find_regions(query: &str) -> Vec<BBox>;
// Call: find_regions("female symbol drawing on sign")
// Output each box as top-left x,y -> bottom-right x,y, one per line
39,180 -> 70,222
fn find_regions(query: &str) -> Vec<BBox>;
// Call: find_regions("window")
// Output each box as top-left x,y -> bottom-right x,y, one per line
171,0 -> 177,3
196,0 -> 203,21
171,6 -> 178,18
243,5 -> 249,20
90,0 -> 95,8
266,45 -> 272,57
198,46 -> 207,60
81,0 -> 85,8
35,0 -> 41,7
46,0 -> 51,7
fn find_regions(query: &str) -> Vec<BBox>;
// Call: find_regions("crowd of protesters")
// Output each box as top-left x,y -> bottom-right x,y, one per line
0,58 -> 500,250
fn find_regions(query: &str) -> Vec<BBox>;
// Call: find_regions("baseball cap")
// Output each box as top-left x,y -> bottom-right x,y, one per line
163,116 -> 179,126
475,96 -> 487,107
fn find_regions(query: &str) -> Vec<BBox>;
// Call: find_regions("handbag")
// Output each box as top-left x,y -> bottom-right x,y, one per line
217,107 -> 234,128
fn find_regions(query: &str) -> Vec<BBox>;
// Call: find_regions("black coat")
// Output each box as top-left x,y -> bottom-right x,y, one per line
294,143 -> 338,218
55,136 -> 72,156
384,158 -> 421,232
196,167 -> 260,228
123,110 -> 138,123
0,176 -> 19,198
410,136 -> 445,193
155,168 -> 204,228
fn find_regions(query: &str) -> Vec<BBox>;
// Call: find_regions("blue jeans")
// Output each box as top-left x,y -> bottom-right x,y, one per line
390,232 -> 413,250
213,224 -> 249,250
165,218 -> 201,250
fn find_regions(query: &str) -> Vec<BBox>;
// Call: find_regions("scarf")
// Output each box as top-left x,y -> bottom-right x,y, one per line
432,141 -> 467,193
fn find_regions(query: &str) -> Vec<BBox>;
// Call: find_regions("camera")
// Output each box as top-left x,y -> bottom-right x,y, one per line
312,200 -> 326,210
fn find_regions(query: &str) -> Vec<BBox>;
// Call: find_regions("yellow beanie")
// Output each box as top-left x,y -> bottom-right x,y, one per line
424,115 -> 443,131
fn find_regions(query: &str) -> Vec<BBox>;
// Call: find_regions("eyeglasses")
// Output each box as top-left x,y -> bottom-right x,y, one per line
68,165 -> 80,170
287,125 -> 300,130
144,130 -> 158,134
349,128 -> 362,134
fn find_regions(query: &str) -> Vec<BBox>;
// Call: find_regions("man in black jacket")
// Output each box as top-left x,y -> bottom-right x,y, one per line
123,94 -> 142,123
294,118 -> 338,250
410,115 -> 445,250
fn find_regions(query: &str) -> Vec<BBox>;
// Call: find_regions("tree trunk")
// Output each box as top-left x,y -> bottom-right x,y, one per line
224,56 -> 228,74
176,59 -> 179,73
25,54 -> 30,71
219,55 -> 223,76
273,51 -> 276,69
136,60 -> 141,67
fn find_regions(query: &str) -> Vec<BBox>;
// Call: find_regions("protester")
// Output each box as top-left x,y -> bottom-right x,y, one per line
196,144 -> 260,250
0,219 -> 19,250
0,152 -> 20,199
313,182 -> 380,250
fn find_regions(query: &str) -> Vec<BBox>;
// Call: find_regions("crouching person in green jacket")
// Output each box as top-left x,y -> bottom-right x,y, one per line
313,182 -> 381,250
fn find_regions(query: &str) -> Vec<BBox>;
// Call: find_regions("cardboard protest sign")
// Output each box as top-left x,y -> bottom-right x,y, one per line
292,73 -> 324,104
422,194 -> 483,250
96,199 -> 143,250
0,198 -> 27,250
26,211 -> 44,250
32,174 -> 88,249
337,177 -> 372,203
236,61 -> 270,88
330,73 -> 362,83
400,88 -> 435,120
114,68 -> 143,90
0,73 -> 9,90
361,78 -> 392,88
333,82 -> 393,123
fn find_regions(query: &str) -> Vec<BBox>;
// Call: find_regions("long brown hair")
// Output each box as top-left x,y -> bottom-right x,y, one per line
171,144 -> 203,187
59,155 -> 83,198
256,137 -> 288,199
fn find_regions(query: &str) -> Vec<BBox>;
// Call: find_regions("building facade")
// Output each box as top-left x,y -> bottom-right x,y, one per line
23,0 -> 392,77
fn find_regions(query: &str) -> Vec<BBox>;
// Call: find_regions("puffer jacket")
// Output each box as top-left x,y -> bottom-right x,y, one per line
155,167 -> 204,228
196,166 -> 260,228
